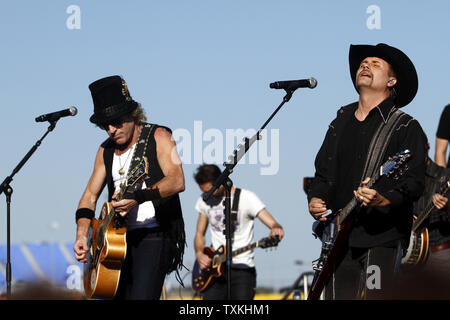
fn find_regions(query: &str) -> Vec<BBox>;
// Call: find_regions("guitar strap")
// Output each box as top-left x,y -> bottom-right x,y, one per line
127,123 -> 156,184
356,107 -> 408,300
206,189 -> 241,249
359,107 -> 407,182
231,188 -> 241,226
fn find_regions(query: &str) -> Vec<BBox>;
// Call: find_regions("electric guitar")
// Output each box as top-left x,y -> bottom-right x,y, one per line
402,179 -> 450,268
192,236 -> 280,293
83,157 -> 149,299
308,150 -> 411,300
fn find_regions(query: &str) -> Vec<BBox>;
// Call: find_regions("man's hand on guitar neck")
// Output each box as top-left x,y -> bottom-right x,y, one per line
195,250 -> 212,270
111,190 -> 138,216
269,224 -> 284,241
112,198 -> 138,216
354,177 -> 391,207
432,193 -> 449,212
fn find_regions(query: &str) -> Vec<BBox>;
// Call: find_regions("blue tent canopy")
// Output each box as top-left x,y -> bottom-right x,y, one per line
0,242 -> 84,294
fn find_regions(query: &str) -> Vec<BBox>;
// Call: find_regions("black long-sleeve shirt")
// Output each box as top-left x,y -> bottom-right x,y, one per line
309,97 -> 427,248
436,104 -> 450,167
416,160 -> 450,246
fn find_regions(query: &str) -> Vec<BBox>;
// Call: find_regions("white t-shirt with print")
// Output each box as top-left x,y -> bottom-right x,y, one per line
194,188 -> 265,268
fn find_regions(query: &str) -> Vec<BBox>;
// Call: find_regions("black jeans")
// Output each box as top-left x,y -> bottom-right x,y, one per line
114,228 -> 171,300
202,267 -> 257,300
325,241 -> 403,300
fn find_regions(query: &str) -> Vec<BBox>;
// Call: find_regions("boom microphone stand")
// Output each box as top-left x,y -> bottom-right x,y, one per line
202,88 -> 298,300
0,120 -> 58,298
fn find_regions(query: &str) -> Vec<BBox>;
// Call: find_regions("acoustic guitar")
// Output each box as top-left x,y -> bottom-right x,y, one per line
192,236 -> 280,293
83,157 -> 149,299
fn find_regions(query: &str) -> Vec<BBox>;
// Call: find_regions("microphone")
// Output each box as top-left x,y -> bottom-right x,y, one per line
35,107 -> 78,122
269,77 -> 318,90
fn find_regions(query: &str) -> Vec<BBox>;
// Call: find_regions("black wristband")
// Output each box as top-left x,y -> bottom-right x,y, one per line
134,188 -> 161,205
75,208 -> 95,222
380,189 -> 404,207
123,191 -> 136,200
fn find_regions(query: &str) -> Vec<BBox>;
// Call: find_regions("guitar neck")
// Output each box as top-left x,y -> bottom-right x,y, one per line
115,157 -> 149,202
412,181 -> 450,232
117,183 -> 130,201
232,242 -> 259,257
412,202 -> 436,232
216,242 -> 260,264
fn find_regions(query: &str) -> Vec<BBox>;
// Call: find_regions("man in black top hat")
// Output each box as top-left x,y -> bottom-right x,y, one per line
73,75 -> 186,300
308,44 -> 427,299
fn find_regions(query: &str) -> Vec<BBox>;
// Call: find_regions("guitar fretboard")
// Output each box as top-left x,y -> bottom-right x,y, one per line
412,180 -> 450,232
216,242 -> 260,264
232,242 -> 259,257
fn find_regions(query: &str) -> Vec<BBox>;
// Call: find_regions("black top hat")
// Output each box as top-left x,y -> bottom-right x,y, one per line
349,43 -> 418,108
88,75 -> 138,125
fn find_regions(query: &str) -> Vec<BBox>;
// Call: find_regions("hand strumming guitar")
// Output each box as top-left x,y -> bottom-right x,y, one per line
309,197 -> 328,221
195,250 -> 212,270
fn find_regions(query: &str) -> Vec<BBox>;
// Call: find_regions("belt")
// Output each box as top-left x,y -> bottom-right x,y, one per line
431,240 -> 450,253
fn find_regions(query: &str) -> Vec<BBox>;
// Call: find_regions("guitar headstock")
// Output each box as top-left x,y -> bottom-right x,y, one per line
258,236 -> 280,250
380,149 -> 411,180
124,157 -> 149,190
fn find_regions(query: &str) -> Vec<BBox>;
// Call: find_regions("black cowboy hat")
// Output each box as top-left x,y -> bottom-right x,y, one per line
349,43 -> 418,108
88,75 -> 138,125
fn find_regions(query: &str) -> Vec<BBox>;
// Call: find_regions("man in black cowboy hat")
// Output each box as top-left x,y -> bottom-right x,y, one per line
307,43 -> 427,299
73,75 -> 186,300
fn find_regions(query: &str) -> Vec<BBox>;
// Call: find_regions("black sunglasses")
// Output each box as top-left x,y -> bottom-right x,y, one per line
98,116 -> 131,131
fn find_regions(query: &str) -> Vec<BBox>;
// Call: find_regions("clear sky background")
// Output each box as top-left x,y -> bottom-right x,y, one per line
0,1 -> 449,291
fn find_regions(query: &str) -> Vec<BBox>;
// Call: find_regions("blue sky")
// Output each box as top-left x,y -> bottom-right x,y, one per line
0,1 -> 449,291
